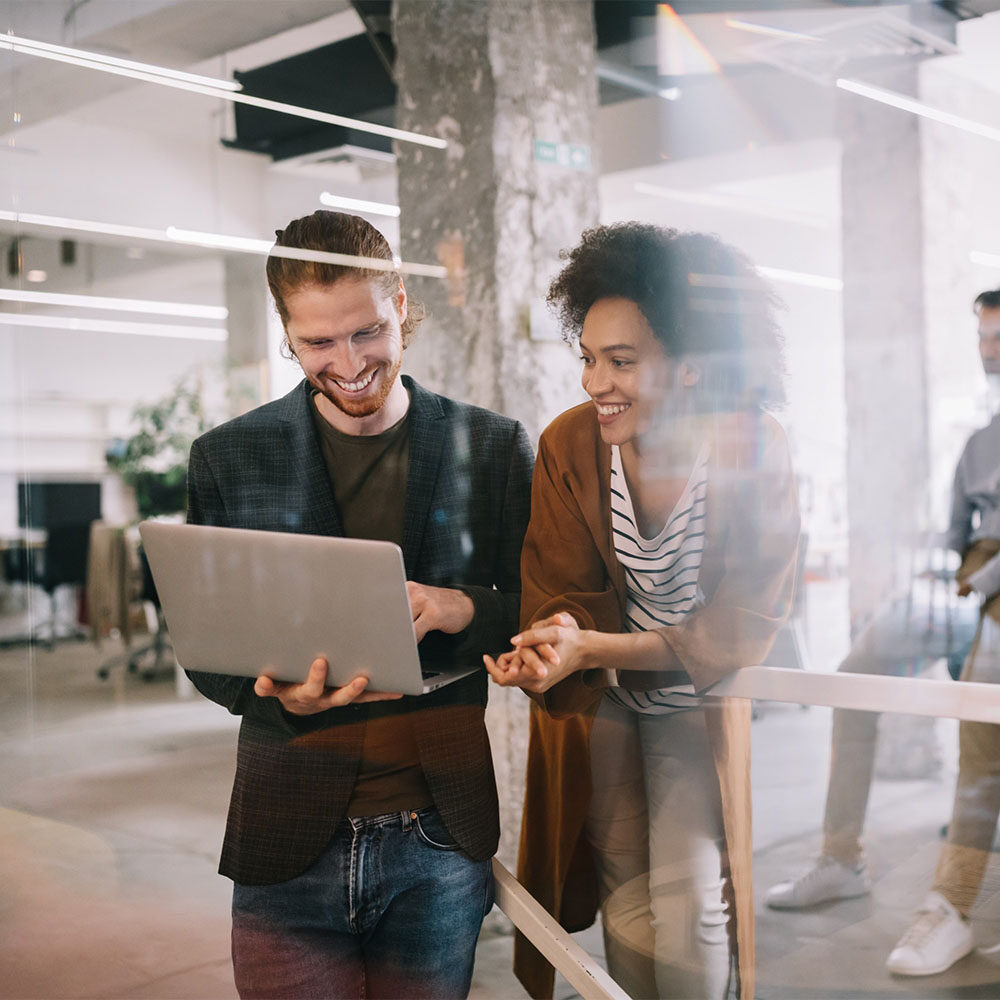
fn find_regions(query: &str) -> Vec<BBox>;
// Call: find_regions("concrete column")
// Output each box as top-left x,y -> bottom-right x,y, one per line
393,0 -> 600,871
838,60 -> 929,630
840,60 -> 936,779
224,253 -> 270,416
393,0 -> 597,442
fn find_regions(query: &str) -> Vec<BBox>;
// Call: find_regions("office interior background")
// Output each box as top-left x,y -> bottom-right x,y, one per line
4,0 -> 1000,997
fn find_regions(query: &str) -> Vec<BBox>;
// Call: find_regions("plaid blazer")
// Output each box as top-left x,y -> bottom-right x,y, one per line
185,375 -> 534,885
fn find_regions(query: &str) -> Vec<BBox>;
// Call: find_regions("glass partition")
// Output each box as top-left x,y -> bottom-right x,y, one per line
3,2 -> 1000,998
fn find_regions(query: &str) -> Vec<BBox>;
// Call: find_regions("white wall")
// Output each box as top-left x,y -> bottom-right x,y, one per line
921,11 -> 1000,529
600,138 -> 846,567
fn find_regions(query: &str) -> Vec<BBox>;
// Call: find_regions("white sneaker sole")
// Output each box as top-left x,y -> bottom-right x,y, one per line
766,885 -> 870,910
886,941 -> 974,977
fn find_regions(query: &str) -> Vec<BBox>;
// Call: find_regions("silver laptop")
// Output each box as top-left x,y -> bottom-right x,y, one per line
138,521 -> 477,696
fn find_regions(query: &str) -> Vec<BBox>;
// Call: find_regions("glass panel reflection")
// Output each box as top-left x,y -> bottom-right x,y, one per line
4,2 -> 1000,998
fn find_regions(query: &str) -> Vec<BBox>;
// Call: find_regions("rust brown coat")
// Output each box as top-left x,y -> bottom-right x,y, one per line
512,402 -> 800,1000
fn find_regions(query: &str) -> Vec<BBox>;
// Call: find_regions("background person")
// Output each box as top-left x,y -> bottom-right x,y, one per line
766,578 -> 978,910
884,289 -> 1000,977
486,223 -> 800,1000
184,211 -> 534,1000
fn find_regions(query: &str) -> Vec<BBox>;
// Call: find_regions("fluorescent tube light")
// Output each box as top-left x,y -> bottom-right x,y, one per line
0,44 -> 189,93
836,78 -> 1000,144
0,209 -> 168,242
165,226 -> 272,254
166,228 -> 446,278
0,312 -> 228,341
757,266 -> 842,291
319,193 -> 401,218
1,32 -> 447,151
596,61 -> 681,102
0,32 -> 242,90
724,19 -> 822,43
0,211 -> 446,279
395,260 -> 447,279
267,244 -> 447,279
0,287 -> 228,319
971,250 -> 1000,270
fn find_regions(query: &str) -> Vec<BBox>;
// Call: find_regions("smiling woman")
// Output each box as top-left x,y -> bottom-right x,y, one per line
488,222 -> 801,1000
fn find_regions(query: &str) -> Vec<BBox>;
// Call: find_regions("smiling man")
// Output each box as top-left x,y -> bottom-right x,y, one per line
183,211 -> 534,999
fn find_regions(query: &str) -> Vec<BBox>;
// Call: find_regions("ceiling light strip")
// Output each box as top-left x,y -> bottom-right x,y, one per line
757,265 -> 842,291
0,44 -> 210,96
319,192 -> 401,218
0,211 -> 447,278
268,244 -> 447,279
165,226 -> 272,253
0,209 -> 167,242
724,19 -> 822,43
1,33 -> 447,150
596,61 -> 681,102
1,31 -> 241,90
0,311 -> 228,341
836,78 -> 1000,144
0,287 -> 228,319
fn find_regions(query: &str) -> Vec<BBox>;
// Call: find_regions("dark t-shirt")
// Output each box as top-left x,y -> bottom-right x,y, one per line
310,394 -> 433,817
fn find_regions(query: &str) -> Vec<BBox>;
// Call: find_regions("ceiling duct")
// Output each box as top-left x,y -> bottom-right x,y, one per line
223,28 -> 396,164
225,0 -> 667,172
743,10 -> 959,85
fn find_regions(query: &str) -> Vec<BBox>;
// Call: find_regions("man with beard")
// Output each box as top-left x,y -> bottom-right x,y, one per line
183,211 -> 534,999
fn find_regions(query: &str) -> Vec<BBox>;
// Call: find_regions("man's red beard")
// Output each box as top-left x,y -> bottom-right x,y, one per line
313,355 -> 403,419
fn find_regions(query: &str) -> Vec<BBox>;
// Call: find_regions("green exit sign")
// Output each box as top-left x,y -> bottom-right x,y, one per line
534,140 -> 591,171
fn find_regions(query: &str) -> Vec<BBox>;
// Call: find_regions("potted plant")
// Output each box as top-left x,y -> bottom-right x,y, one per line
106,377 -> 208,519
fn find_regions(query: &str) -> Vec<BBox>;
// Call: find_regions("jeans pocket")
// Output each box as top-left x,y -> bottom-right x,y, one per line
413,810 -> 462,851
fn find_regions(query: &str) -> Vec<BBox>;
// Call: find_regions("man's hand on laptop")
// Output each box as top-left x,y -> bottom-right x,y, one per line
406,582 -> 475,642
254,658 -> 402,715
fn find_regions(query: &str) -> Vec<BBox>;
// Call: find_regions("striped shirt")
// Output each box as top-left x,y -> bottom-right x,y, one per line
606,443 -> 709,715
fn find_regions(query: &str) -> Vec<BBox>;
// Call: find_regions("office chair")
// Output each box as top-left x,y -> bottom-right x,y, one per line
95,539 -> 173,681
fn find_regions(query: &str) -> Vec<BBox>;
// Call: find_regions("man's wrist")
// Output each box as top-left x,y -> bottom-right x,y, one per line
455,589 -> 475,630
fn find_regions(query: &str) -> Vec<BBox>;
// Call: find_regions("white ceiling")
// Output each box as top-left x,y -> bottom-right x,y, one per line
0,0 -> 351,129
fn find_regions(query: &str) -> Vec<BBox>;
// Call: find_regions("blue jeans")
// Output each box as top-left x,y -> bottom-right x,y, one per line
231,807 -> 494,999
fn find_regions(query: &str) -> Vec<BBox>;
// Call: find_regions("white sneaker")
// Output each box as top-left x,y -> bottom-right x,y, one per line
886,891 -> 974,976
766,856 -> 871,909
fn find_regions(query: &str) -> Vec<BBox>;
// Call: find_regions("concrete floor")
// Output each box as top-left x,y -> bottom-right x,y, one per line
4,583 -> 1000,999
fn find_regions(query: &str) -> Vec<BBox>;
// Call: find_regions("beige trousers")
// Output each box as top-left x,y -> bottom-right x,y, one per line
820,592 -> 978,867
933,612 -> 1000,916
586,697 -> 730,1000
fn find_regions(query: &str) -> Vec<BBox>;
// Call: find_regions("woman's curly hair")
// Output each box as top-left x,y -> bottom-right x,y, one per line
547,222 -> 787,408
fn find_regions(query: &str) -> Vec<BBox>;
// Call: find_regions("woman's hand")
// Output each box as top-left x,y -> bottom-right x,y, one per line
514,611 -> 592,676
484,613 -> 591,693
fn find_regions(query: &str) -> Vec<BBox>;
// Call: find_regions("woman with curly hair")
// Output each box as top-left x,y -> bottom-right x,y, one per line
486,223 -> 800,999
